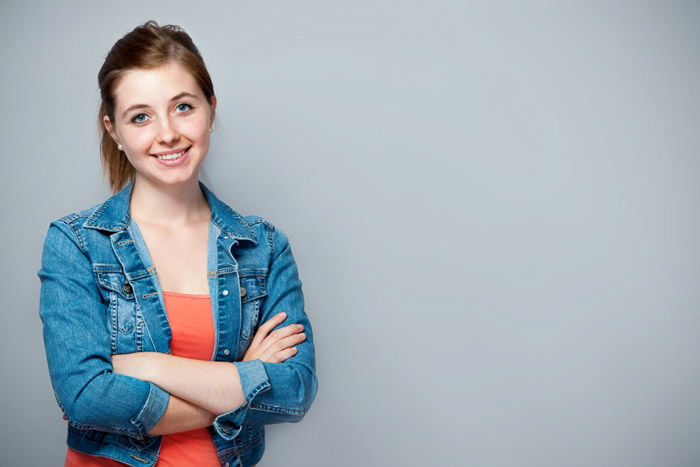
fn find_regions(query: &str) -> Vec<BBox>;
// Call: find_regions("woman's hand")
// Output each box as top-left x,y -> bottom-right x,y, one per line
242,311 -> 306,363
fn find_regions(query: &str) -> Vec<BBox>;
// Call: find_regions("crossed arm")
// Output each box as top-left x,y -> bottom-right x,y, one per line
112,311 -> 306,435
40,220 -> 316,440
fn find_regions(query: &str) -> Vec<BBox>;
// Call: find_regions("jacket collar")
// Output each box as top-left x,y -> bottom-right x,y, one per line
83,179 -> 258,245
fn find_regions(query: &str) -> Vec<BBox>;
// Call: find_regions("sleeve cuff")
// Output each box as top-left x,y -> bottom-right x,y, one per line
212,359 -> 271,440
130,382 -> 170,439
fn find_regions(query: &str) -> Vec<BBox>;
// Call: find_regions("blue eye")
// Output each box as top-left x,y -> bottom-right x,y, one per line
132,113 -> 148,124
176,103 -> 193,112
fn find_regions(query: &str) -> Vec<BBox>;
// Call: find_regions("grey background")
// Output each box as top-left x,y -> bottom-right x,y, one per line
2,1 -> 699,466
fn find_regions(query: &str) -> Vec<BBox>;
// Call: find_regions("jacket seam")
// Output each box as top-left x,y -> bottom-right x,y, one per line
266,222 -> 275,260
249,402 -> 308,416
58,214 -> 90,253
218,429 -> 264,458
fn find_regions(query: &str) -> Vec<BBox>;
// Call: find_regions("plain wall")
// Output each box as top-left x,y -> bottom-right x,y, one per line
2,1 -> 700,465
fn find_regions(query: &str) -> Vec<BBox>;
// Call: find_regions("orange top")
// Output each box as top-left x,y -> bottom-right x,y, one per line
65,291 -> 220,466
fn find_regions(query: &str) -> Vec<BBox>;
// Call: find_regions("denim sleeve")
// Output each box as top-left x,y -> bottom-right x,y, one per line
212,225 -> 318,440
37,221 -> 169,440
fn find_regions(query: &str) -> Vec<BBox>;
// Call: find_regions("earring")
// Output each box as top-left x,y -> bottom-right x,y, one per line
117,143 -> 123,151
209,127 -> 213,134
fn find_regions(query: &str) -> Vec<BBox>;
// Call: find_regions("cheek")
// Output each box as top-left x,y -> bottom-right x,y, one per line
122,128 -> 155,151
181,120 -> 210,140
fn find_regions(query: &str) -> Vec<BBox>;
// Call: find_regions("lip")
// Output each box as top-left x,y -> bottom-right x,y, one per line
152,146 -> 190,167
151,146 -> 191,156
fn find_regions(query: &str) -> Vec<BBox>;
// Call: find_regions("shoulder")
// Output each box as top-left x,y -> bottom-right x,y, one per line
222,207 -> 294,263
242,214 -> 273,229
50,195 -> 106,228
43,201 -> 105,253
202,182 -> 295,255
241,214 -> 289,253
53,204 -> 98,228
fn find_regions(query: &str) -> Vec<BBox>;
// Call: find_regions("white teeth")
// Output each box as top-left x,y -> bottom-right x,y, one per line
157,150 -> 185,160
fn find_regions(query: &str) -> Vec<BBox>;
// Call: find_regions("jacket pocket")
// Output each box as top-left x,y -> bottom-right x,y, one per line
238,272 -> 268,342
93,264 -> 143,354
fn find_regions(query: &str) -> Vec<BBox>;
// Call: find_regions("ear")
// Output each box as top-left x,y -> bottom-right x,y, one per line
209,95 -> 217,125
102,115 -> 120,146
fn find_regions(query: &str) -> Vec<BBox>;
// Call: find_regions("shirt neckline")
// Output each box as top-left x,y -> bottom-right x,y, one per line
162,290 -> 211,299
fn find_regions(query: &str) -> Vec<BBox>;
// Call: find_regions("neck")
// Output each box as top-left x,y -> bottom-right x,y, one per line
129,176 -> 211,227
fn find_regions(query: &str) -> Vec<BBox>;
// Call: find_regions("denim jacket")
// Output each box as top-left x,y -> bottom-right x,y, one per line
37,180 -> 318,467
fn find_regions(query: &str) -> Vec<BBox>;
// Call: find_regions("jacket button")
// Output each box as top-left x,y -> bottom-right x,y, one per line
240,286 -> 246,297
222,289 -> 229,296
123,282 -> 132,294
223,349 -> 230,356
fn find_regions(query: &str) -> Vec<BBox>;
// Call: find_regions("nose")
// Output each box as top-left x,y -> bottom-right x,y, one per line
156,116 -> 180,145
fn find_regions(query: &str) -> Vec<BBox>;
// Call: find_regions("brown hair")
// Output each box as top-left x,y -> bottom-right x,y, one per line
97,20 -> 215,194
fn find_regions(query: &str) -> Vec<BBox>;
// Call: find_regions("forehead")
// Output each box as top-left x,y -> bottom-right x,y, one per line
113,62 -> 201,108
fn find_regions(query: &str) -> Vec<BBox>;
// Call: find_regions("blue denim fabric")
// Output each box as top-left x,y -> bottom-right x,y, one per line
37,180 -> 318,466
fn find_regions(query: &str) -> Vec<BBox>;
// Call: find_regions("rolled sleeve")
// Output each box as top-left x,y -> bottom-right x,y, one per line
212,359 -> 271,440
216,225 -> 318,438
131,382 -> 171,437
38,221 -> 169,439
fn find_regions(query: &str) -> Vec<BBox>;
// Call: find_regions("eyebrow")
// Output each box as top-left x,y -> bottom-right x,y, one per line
121,92 -> 199,119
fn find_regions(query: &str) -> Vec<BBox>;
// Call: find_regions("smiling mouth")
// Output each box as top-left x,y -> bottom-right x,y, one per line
152,147 -> 190,160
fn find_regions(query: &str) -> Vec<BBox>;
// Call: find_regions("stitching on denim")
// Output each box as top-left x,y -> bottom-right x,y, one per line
266,223 -> 275,260
68,419 -> 136,436
223,205 -> 258,240
245,381 -> 271,404
109,291 -> 118,353
216,266 -> 237,275
59,215 -> 88,253
252,300 -> 260,332
141,307 -> 157,350
238,269 -> 267,277
134,305 -> 145,352
210,207 -> 258,245
218,429 -> 264,457
95,271 -> 135,300
246,215 -> 267,226
127,269 -> 151,281
240,298 -> 264,339
86,198 -> 110,225
92,263 -> 123,273
58,212 -> 83,224
128,416 -> 146,440
84,197 -> 131,231
249,402 -> 308,415
240,282 -> 267,304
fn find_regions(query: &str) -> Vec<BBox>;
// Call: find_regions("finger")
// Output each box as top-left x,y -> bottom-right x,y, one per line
275,332 -> 306,351
260,325 -> 303,355
274,347 -> 298,363
251,312 -> 287,344
269,323 -> 304,341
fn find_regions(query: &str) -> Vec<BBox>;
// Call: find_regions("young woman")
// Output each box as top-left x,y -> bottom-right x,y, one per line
37,21 -> 317,467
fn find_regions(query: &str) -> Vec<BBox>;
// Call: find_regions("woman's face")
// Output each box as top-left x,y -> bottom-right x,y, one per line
103,61 -> 216,188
